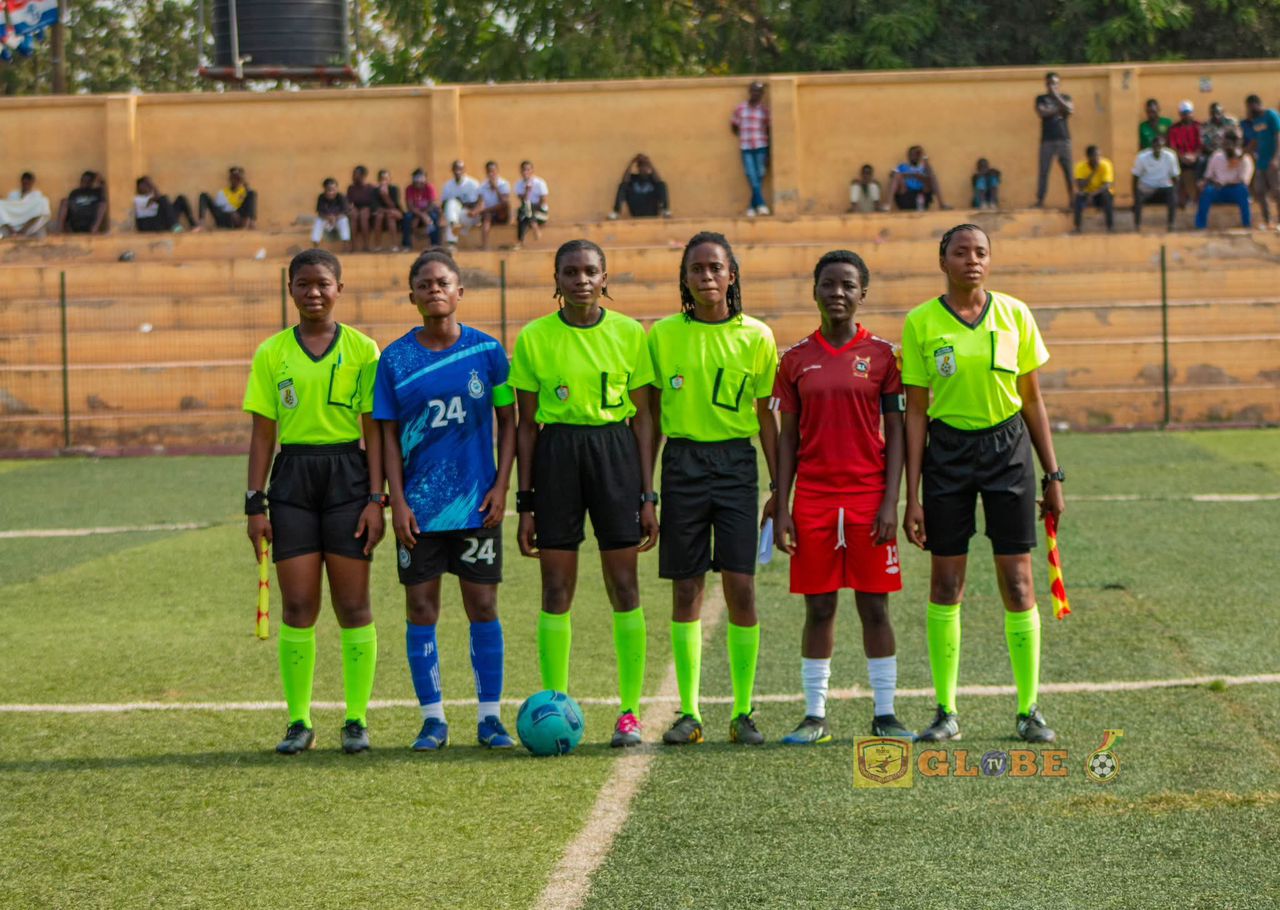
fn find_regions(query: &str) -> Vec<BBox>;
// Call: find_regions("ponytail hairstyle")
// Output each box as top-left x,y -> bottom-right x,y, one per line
939,223 -> 990,259
678,231 -> 742,320
552,239 -> 611,307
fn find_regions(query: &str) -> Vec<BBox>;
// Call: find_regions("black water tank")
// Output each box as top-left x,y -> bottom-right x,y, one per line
212,0 -> 347,69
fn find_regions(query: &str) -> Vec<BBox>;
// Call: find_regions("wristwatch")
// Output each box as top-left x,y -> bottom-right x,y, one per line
245,490 -> 267,516
368,493 -> 390,508
1041,469 -> 1066,493
640,491 -> 659,506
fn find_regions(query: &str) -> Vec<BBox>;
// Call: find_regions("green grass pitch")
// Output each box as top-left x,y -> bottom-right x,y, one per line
1,429 -> 1278,909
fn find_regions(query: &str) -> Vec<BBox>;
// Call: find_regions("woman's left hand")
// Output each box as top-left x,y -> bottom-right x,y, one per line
760,493 -> 776,529
1039,481 -> 1065,522
638,502 -> 659,553
357,503 -> 386,555
872,499 -> 899,547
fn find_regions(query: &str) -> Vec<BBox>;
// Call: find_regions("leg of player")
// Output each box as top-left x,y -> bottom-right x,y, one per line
274,553 -> 325,755
327,554 -> 377,754
918,554 -> 966,742
405,577 -> 449,751
460,578 -> 514,749
781,593 -> 836,745
994,553 -> 1055,743
536,550 -> 578,694
856,591 -> 913,739
601,548 -> 646,748
722,570 -> 764,745
665,575 -> 707,745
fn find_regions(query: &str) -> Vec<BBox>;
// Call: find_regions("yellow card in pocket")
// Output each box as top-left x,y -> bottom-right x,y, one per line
991,330 -> 1019,373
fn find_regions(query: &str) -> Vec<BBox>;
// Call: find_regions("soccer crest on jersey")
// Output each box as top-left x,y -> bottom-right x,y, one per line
373,325 -> 511,532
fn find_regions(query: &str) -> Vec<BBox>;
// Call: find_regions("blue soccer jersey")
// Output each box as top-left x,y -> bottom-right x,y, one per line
374,325 -> 512,532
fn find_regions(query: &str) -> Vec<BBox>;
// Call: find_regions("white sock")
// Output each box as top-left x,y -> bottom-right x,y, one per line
801,657 -> 831,718
867,655 -> 897,717
477,701 -> 501,721
420,702 -> 446,723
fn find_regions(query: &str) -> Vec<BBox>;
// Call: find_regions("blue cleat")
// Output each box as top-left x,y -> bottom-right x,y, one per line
412,717 -> 449,751
477,715 -> 516,749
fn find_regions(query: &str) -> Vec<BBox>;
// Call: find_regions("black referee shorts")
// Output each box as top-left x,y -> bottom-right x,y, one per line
659,438 -> 758,579
923,415 -> 1037,557
268,442 -> 372,563
533,423 -> 641,552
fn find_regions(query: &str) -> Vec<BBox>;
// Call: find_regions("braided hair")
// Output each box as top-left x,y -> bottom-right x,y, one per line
939,223 -> 990,258
408,248 -> 461,286
552,239 -> 611,305
288,248 -> 342,283
812,249 -> 870,292
678,231 -> 742,319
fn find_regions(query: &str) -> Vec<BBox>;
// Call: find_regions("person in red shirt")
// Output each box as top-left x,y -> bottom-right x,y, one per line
401,168 -> 440,250
772,250 -> 912,745
1168,101 -> 1203,208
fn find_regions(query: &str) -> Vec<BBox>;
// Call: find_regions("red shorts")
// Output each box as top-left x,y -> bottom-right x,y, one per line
789,493 -> 903,595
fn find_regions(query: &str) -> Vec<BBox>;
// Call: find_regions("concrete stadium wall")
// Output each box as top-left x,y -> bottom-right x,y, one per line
0,59 -> 1275,230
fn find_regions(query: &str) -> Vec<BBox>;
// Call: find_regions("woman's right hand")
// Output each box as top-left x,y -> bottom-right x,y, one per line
904,501 -> 927,550
391,498 -> 420,549
247,514 -> 272,560
517,513 -> 539,558
774,508 -> 797,555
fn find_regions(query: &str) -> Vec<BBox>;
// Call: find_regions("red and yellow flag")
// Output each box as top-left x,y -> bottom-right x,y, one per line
1044,513 -> 1071,620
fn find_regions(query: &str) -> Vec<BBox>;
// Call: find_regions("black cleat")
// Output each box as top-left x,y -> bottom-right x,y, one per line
871,713 -> 916,740
662,713 -> 705,745
1016,704 -> 1057,743
275,721 -> 316,755
917,705 -> 961,742
341,719 -> 370,753
729,710 -> 765,745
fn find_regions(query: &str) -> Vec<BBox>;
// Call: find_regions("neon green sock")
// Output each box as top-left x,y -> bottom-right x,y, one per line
612,608 -> 646,715
340,623 -> 377,726
927,602 -> 962,714
670,620 -> 702,721
726,622 -> 760,718
1005,607 -> 1042,715
279,623 -> 316,728
537,611 -> 572,693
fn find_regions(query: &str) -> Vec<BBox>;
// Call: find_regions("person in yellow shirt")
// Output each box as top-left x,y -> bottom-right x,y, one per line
1072,145 -> 1114,232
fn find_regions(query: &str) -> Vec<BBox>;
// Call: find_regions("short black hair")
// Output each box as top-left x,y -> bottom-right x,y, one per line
553,239 -> 610,303
679,232 -> 742,319
1086,144 -> 1100,156
1145,97 -> 1159,107
409,249 -> 461,286
411,168 -> 425,178
81,170 -> 96,181
939,224 -> 990,258
20,171 -> 33,181
485,160 -> 498,170
323,176 -> 337,187
136,176 -> 149,191
813,249 -> 870,290
1046,71 -> 1059,80
520,160 -> 532,169
353,165 -> 368,177
289,249 -> 342,282
1246,94 -> 1262,106
377,169 -> 390,179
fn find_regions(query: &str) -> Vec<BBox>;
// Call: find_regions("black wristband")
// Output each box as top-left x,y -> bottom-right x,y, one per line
516,490 -> 535,513
245,491 -> 268,516
368,493 -> 389,508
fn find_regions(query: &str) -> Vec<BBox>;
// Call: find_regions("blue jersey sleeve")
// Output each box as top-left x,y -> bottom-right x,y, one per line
488,342 -> 511,388
372,355 -> 399,421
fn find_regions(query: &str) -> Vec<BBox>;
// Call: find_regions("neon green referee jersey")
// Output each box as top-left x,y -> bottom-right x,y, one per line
899,292 -> 1049,431
242,324 -> 380,444
648,312 -> 778,442
508,308 -> 654,425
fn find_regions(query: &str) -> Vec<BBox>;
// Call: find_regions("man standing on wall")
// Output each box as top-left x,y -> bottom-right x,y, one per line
731,81 -> 771,217
1035,72 -> 1075,209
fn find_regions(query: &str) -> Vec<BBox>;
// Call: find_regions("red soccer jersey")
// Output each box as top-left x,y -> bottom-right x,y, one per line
773,326 -> 904,499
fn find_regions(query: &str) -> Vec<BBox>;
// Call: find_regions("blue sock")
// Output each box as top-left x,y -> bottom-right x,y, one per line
406,622 -> 443,716
470,619 -> 505,716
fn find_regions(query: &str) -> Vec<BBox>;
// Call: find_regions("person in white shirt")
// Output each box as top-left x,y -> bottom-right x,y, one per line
1132,134 -> 1181,230
849,164 -> 884,213
474,160 -> 511,250
134,176 -> 198,233
439,159 -> 481,245
514,160 -> 550,246
0,172 -> 51,237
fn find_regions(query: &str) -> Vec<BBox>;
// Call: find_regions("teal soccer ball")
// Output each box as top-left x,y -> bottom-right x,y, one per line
516,690 -> 585,756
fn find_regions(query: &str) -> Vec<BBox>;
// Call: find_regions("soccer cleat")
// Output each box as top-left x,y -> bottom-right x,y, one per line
275,721 -> 315,755
917,705 -> 961,742
780,715 -> 832,745
1016,704 -> 1057,743
341,719 -> 370,754
611,711 -> 643,748
477,715 -> 515,749
662,713 -> 705,745
729,710 -> 765,745
871,714 -> 916,740
412,717 -> 449,752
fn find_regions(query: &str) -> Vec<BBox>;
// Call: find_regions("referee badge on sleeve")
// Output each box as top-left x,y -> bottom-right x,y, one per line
934,346 -> 956,378
278,379 -> 298,409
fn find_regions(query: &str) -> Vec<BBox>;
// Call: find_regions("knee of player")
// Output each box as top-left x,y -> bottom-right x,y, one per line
805,595 -> 839,624
853,593 -> 890,625
540,583 -> 574,614
930,575 -> 965,604
1000,572 -> 1036,609
405,594 -> 441,626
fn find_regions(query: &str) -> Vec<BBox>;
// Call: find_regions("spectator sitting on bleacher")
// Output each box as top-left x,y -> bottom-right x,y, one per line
1196,129 -> 1254,230
971,158 -> 1001,209
312,177 -> 352,251
1243,94 -> 1280,231
1167,101 -> 1202,208
475,160 -> 511,250
373,169 -> 404,252
57,171 -> 107,234
514,160 -> 549,247
1073,145 -> 1115,232
1202,102 -> 1239,159
889,146 -> 946,211
401,168 -> 440,251
134,177 -> 198,233
0,171 -> 51,238
609,154 -> 670,219
346,165 -> 377,253
1131,135 -> 1180,231
198,166 -> 257,230
1139,98 -> 1172,150
441,159 -> 481,245
849,164 -> 883,213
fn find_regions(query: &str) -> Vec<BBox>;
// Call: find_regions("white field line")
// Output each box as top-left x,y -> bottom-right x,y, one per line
1074,494 -> 1280,503
0,522 -> 210,539
532,585 -> 728,910
5,672 -> 1277,716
